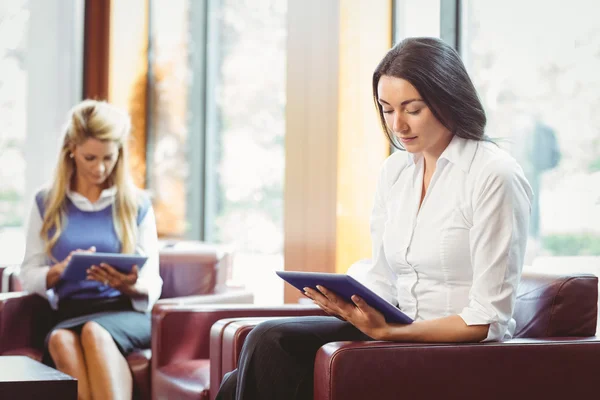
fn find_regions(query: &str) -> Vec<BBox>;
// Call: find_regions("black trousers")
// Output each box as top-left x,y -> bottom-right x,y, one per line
215,316 -> 373,400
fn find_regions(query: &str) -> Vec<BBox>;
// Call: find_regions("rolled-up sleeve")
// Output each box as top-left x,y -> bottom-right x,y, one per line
459,159 -> 532,341
131,206 -> 163,312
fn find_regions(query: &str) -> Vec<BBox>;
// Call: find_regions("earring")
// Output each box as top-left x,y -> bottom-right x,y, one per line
69,153 -> 74,159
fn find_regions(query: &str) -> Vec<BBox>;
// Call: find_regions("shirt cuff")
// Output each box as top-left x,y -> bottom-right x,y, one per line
459,299 -> 507,342
130,295 -> 150,313
28,266 -> 51,298
129,278 -> 160,312
46,289 -> 59,310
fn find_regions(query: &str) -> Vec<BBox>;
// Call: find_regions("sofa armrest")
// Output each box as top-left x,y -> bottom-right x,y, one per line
215,318 -> 272,378
209,318 -> 266,400
1,347 -> 44,361
209,311 -> 327,400
0,292 -> 53,354
151,304 -> 322,370
0,291 -> 30,301
155,288 -> 254,307
313,337 -> 600,400
151,304 -> 324,400
1,266 -> 20,293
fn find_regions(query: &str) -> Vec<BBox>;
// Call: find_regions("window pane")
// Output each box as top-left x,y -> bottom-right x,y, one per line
205,0 -> 287,304
461,0 -> 600,263
394,0 -> 440,41
0,0 -> 28,264
147,0 -> 191,238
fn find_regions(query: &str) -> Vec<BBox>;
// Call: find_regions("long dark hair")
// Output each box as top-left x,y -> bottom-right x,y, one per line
373,37 -> 487,150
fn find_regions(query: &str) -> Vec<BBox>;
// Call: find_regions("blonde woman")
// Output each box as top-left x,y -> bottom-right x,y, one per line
20,100 -> 162,400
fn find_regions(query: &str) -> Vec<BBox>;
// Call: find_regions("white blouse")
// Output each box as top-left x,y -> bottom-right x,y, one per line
20,187 -> 163,312
352,135 -> 532,341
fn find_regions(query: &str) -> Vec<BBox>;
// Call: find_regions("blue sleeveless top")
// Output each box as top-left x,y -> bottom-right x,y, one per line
35,190 -> 150,301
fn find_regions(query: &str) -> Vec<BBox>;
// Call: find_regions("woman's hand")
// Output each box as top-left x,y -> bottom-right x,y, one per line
46,246 -> 96,289
86,263 -> 139,296
303,285 -> 391,340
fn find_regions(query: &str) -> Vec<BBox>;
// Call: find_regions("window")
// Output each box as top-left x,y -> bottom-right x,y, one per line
147,0 -> 193,238
461,0 -> 600,264
393,0 -> 441,42
205,0 -> 287,303
0,1 -> 28,264
0,0 -> 83,266
148,0 -> 287,303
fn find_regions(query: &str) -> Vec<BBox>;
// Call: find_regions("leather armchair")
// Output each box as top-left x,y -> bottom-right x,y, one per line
213,270 -> 600,400
0,241 -> 252,400
150,303 -> 327,400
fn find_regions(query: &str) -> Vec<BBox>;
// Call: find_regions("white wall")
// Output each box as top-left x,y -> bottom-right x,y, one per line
24,0 -> 84,206
0,0 -> 84,265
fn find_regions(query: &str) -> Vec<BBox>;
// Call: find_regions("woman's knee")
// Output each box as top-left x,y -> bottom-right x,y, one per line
246,319 -> 285,345
244,318 -> 309,353
48,329 -> 78,361
80,321 -> 114,351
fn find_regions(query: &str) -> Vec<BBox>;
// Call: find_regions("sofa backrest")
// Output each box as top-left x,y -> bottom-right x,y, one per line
0,265 -> 22,293
158,241 -> 233,299
513,271 -> 598,338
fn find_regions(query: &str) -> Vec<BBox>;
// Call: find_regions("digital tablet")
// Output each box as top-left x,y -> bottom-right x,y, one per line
61,252 -> 148,282
276,271 -> 413,324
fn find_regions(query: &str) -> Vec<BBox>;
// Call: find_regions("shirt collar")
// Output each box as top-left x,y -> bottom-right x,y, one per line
66,186 -> 117,203
406,135 -> 478,173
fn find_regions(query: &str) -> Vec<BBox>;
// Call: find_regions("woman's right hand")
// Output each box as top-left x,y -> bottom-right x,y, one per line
46,246 -> 96,289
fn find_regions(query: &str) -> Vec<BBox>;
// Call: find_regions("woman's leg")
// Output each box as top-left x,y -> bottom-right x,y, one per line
216,316 -> 373,400
48,329 -> 92,400
80,321 -> 132,400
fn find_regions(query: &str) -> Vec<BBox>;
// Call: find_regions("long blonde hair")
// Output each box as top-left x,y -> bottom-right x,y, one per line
41,100 -> 140,256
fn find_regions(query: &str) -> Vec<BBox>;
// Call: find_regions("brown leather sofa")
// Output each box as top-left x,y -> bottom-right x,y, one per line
205,270 -> 600,400
0,241 -> 252,400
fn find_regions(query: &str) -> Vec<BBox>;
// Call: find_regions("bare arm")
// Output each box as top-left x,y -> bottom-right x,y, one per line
305,286 -> 488,343
378,315 -> 489,343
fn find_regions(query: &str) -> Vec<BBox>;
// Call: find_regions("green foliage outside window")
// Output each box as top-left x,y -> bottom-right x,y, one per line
542,234 -> 600,256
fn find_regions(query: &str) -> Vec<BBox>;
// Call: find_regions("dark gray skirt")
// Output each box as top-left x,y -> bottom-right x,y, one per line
43,296 -> 150,367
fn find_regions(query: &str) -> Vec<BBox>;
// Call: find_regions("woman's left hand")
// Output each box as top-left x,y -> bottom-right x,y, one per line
304,285 -> 390,340
87,263 -> 139,295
